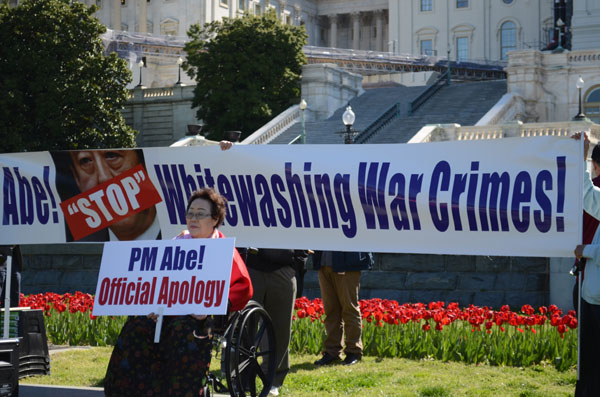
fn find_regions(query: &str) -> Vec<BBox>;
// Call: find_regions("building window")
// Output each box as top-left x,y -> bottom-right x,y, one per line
254,2 -> 261,15
238,0 -> 244,10
96,0 -> 102,7
285,14 -> 292,25
500,21 -> 516,59
503,0 -> 514,4
420,0 -> 432,12
420,39 -> 433,55
456,0 -> 468,8
160,18 -> 179,36
585,86 -> 600,124
456,37 -> 468,61
220,0 -> 228,7
373,26 -> 377,38
121,0 -> 126,5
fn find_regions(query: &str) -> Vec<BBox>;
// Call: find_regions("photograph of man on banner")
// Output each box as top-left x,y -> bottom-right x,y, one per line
50,149 -> 161,242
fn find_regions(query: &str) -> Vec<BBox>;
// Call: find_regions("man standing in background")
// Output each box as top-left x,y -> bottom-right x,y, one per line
244,248 -> 309,396
313,251 -> 373,366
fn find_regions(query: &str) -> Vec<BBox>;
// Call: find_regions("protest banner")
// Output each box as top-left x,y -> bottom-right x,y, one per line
0,137 -> 583,257
92,238 -> 234,316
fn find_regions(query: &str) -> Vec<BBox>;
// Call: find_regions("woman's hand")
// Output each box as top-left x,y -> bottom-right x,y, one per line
575,244 -> 586,259
147,312 -> 159,322
571,132 -> 590,159
219,140 -> 233,151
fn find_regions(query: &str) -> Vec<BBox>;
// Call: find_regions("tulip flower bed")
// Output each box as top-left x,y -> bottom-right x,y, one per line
18,293 -> 577,371
291,297 -> 577,371
19,292 -> 126,346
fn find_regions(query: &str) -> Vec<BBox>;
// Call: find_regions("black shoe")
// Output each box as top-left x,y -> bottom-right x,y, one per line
342,353 -> 361,366
314,352 -> 340,366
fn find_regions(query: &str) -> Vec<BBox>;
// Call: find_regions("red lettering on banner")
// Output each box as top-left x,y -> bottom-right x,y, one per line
95,276 -> 156,307
59,165 -> 162,240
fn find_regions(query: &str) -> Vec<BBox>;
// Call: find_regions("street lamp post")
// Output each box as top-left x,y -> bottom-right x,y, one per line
342,105 -> 356,144
136,59 -> 144,87
574,75 -> 586,120
447,48 -> 451,86
175,57 -> 183,86
299,99 -> 307,144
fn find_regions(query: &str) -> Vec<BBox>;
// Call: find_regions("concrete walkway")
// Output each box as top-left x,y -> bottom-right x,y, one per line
20,384 -> 104,396
21,346 -> 229,396
20,383 -> 230,396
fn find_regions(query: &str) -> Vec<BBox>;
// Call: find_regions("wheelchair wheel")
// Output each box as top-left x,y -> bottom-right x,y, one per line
225,305 -> 276,397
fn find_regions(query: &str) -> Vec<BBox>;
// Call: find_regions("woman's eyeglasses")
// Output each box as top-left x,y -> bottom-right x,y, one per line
186,211 -> 212,220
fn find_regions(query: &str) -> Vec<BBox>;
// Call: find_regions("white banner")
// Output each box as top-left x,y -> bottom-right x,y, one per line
92,238 -> 234,316
0,137 -> 583,257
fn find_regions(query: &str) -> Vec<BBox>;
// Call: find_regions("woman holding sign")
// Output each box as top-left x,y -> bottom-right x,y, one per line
104,188 -> 253,396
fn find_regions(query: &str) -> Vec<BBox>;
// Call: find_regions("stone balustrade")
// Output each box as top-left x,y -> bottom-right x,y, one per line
124,85 -> 199,147
242,105 -> 302,145
410,120 -> 600,144
142,87 -> 174,98
568,50 -> 600,64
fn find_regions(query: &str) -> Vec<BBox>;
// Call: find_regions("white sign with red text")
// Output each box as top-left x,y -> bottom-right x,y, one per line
92,238 -> 234,316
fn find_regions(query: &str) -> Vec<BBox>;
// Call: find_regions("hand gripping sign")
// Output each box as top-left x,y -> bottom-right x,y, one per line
60,164 -> 162,240
92,238 -> 234,317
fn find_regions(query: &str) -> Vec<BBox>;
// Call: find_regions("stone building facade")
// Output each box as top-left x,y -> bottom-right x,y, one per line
83,0 -> 568,89
389,0 -> 556,62
86,0 -> 560,60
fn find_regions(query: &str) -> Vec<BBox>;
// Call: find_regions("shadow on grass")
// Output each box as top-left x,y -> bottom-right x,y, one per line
288,361 -> 320,374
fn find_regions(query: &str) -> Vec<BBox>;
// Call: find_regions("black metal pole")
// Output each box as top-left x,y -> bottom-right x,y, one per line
176,65 -> 181,85
574,87 -> 587,120
447,49 -> 451,86
345,125 -> 353,144
137,66 -> 143,87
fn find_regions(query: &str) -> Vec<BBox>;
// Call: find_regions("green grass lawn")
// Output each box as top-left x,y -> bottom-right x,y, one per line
21,348 -> 577,396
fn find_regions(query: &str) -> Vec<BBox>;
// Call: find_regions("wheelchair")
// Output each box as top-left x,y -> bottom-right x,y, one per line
206,300 -> 277,397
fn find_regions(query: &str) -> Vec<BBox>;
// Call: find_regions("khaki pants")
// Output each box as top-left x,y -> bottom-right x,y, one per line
248,266 -> 296,388
318,266 -> 362,358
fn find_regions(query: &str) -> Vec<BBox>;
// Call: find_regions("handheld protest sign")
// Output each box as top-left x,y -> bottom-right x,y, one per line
154,307 -> 164,344
92,238 -> 234,317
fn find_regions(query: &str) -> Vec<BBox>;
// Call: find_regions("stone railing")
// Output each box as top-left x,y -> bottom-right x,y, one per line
142,87 -> 174,98
125,85 -> 200,147
409,119 -> 600,144
568,50 -> 600,64
127,85 -> 194,103
475,92 -> 525,126
241,105 -> 301,145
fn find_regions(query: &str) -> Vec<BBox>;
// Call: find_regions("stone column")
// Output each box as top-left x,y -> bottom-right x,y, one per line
138,0 -> 147,33
374,10 -> 383,52
329,14 -> 337,48
308,15 -> 321,46
280,0 -> 287,22
112,0 -> 122,30
351,12 -> 360,50
294,5 -> 301,25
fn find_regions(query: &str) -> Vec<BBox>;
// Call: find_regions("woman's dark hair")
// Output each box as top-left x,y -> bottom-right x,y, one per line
592,143 -> 600,165
186,188 -> 227,226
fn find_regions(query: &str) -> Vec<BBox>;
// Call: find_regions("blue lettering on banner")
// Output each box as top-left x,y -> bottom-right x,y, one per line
150,155 -> 570,238
2,166 -> 58,226
231,175 -> 259,226
555,156 -> 566,232
255,174 -> 277,227
358,162 -> 390,230
128,247 -> 158,271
